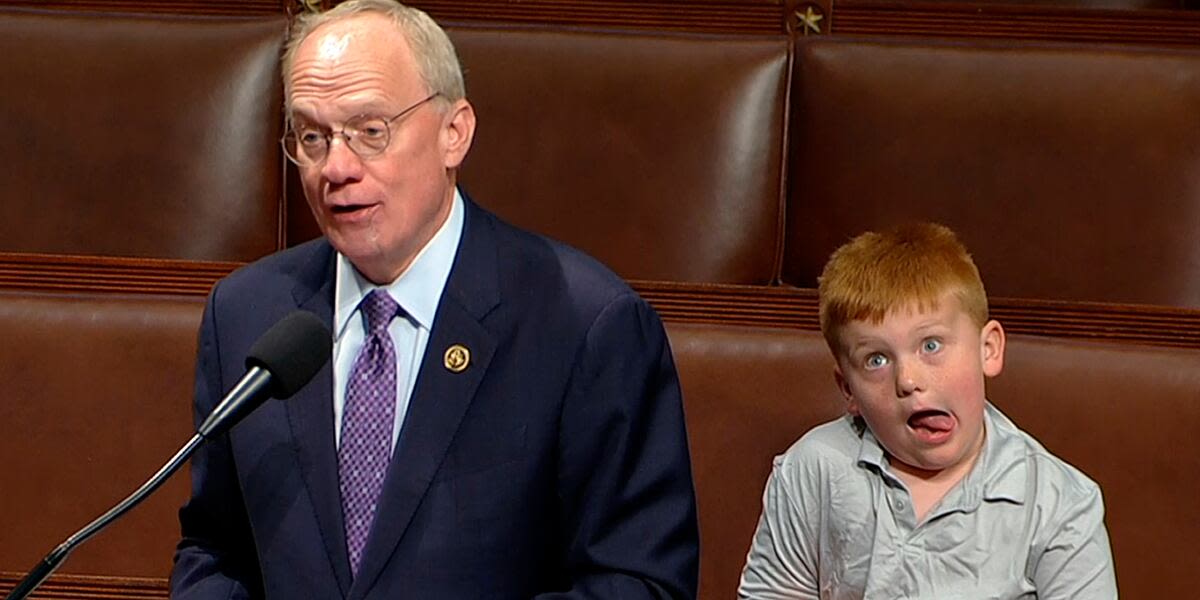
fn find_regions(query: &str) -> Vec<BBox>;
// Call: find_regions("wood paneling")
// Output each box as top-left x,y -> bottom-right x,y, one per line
0,0 -> 288,15
634,281 -> 1200,348
0,573 -> 167,599
0,253 -> 236,296
410,0 -> 790,33
2,256 -> 1194,350
833,0 -> 1200,45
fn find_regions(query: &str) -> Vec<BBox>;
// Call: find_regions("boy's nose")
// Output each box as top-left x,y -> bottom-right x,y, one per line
894,358 -> 924,397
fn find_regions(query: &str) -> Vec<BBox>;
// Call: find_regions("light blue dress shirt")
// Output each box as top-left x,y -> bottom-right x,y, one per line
330,190 -> 464,452
739,402 -> 1118,599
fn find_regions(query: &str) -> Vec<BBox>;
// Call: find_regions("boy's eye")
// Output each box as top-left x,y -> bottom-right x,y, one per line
922,338 -> 943,353
864,353 -> 889,370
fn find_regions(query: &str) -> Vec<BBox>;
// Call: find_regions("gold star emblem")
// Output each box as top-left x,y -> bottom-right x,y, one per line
798,6 -> 824,35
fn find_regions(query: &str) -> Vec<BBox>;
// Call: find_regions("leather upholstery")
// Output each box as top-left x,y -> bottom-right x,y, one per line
2,9 -> 1200,600
288,25 -> 791,285
666,323 -> 843,599
0,9 -> 286,261
0,292 -> 202,575
670,324 -> 1200,599
993,334 -> 1200,598
784,36 -> 1200,309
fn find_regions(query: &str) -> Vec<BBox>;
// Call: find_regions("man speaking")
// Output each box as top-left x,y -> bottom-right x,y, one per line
169,1 -> 700,598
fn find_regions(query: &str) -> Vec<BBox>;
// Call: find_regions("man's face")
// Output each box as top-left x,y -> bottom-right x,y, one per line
833,292 -> 1005,481
287,14 -> 474,284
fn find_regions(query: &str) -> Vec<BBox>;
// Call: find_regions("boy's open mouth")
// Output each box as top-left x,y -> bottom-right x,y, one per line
907,409 -> 954,435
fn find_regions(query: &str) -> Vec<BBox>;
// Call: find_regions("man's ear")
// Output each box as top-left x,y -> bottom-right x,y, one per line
981,319 -> 1006,377
440,98 -> 476,170
834,363 -> 860,417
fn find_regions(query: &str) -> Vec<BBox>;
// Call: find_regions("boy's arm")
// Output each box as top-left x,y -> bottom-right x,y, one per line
738,456 -> 821,600
1032,483 -> 1119,599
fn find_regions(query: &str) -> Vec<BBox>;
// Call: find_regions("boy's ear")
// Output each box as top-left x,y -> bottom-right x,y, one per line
834,364 -> 861,416
980,319 -> 1006,377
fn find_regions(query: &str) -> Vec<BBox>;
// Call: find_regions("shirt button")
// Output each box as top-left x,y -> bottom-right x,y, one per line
893,498 -> 907,511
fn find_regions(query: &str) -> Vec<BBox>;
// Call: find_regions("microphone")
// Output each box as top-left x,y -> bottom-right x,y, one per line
198,310 -> 332,438
5,310 -> 331,600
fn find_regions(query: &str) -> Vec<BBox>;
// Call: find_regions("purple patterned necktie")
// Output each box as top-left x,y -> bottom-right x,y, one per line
339,289 -> 400,577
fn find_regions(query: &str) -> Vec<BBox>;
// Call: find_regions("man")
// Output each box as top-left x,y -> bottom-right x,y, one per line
170,1 -> 699,598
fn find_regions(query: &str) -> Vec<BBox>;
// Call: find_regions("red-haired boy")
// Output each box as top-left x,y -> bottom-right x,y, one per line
739,223 -> 1117,598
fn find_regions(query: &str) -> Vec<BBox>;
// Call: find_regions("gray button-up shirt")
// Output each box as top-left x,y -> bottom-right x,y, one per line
739,403 -> 1117,599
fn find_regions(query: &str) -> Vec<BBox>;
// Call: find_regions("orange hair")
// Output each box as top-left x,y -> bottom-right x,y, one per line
818,222 -> 989,351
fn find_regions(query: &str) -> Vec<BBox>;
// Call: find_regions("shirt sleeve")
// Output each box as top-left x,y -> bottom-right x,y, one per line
738,454 -> 822,600
1031,481 -> 1119,599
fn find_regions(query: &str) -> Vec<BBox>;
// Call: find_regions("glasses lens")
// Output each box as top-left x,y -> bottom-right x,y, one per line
282,129 -> 326,166
346,117 -> 390,158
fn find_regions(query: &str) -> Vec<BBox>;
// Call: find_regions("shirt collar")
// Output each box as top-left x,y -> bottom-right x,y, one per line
855,401 -> 1028,506
974,402 -> 1028,504
333,189 -> 465,340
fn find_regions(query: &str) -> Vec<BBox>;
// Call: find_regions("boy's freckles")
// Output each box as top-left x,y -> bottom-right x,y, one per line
833,293 -> 1001,479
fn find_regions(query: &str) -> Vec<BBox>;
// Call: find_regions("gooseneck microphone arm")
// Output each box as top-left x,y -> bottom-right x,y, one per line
4,311 -> 330,600
4,433 -> 207,600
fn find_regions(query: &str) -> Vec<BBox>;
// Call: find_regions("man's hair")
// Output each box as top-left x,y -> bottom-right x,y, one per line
282,0 -> 466,110
818,222 -> 989,350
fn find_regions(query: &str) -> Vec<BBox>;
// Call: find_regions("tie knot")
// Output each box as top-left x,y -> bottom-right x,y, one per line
359,289 -> 399,337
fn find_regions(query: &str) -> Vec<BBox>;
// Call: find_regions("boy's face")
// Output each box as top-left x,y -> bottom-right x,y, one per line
833,292 -> 1005,480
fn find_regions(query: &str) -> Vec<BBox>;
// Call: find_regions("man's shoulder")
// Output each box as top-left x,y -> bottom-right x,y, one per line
471,201 -> 639,314
218,239 -> 329,293
206,238 -> 331,314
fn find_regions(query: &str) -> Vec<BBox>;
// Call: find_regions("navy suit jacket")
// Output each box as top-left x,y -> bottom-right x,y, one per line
171,198 -> 699,599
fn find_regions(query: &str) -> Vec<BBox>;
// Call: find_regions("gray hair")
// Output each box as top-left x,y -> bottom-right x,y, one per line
282,0 -> 465,108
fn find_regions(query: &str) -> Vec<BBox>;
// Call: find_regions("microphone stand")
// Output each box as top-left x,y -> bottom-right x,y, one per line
4,433 -> 205,600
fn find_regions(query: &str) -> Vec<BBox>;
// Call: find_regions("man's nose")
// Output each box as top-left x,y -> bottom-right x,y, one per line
893,357 -> 924,397
320,136 -> 363,184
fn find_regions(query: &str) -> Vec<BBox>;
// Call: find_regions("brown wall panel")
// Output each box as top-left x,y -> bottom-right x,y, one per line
993,334 -> 1200,598
785,36 -> 1200,308
453,27 -> 790,285
0,0 -> 289,16
833,1 -> 1200,46
0,9 -> 288,263
0,292 -> 203,578
667,323 -> 842,600
290,26 -> 791,285
672,321 -> 1200,599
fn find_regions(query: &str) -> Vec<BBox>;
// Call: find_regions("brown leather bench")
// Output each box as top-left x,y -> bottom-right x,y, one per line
672,322 -> 1200,598
2,8 -> 1199,600
0,6 -> 285,591
785,36 -> 1200,309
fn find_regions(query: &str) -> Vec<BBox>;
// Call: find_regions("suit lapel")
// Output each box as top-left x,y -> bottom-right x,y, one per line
283,241 -> 355,597
350,197 -> 502,597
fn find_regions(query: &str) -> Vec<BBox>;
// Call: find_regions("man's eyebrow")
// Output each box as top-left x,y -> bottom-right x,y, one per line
287,108 -> 320,124
287,101 -> 395,125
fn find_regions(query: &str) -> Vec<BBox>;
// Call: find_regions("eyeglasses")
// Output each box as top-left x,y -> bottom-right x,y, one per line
282,92 -> 441,166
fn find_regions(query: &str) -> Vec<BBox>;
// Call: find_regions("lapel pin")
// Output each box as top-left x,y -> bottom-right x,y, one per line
444,344 -> 470,373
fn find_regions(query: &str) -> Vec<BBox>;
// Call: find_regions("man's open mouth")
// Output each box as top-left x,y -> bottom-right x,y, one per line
331,203 -> 373,214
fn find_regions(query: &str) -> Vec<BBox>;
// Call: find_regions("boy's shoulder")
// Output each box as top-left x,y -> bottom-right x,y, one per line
771,415 -> 865,482
986,404 -> 1104,503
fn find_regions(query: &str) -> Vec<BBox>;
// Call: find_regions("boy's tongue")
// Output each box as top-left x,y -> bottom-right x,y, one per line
909,410 -> 953,433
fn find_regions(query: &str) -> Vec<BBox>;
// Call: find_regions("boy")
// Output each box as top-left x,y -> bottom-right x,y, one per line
739,223 -> 1117,599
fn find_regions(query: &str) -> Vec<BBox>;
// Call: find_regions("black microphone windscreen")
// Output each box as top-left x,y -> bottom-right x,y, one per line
245,311 -> 331,399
